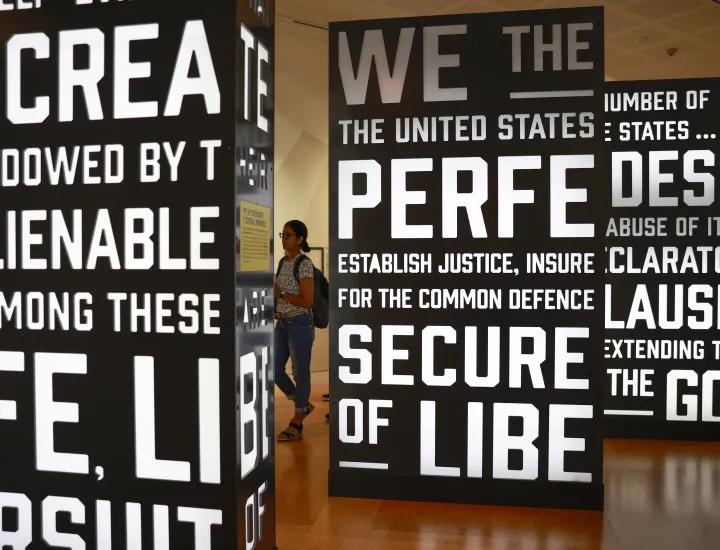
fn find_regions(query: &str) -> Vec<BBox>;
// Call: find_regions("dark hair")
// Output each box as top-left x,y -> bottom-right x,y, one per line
285,220 -> 310,253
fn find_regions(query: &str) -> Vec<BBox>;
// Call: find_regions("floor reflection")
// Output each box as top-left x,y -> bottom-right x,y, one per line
604,440 -> 720,550
274,375 -> 720,549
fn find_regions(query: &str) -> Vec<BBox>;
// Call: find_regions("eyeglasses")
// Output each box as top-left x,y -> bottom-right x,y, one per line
279,232 -> 296,238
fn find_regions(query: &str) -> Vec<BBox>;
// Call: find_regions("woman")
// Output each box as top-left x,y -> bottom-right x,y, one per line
274,220 -> 315,442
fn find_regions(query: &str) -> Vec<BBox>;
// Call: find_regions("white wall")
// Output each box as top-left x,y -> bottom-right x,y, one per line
275,21 -> 330,372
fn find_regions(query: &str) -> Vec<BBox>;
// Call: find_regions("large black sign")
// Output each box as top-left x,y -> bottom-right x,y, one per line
605,78 -> 720,441
0,0 -> 262,548
236,1 -> 277,549
329,8 -> 606,510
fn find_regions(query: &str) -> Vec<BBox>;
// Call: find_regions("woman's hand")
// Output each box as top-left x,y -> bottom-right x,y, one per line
274,283 -> 281,299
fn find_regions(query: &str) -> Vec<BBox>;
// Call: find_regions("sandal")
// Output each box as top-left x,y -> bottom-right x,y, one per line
277,403 -> 315,442
278,421 -> 303,442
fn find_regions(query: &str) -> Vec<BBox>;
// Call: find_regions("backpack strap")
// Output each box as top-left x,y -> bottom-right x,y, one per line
292,254 -> 309,283
291,255 -> 314,317
277,254 -> 311,282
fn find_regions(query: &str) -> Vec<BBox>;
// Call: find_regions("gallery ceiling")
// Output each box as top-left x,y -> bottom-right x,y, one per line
276,0 -> 720,80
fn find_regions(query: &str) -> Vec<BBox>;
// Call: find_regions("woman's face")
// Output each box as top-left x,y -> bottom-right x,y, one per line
281,225 -> 299,251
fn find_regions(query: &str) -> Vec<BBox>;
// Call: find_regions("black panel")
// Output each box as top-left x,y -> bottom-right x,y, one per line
235,1 -> 277,549
329,469 -> 604,510
604,78 -> 720,442
328,8 -> 607,510
0,0 -> 278,548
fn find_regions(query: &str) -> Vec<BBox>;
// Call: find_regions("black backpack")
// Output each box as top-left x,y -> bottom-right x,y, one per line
276,254 -> 330,329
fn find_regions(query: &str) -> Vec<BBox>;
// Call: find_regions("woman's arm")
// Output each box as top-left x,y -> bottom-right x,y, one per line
282,277 -> 314,309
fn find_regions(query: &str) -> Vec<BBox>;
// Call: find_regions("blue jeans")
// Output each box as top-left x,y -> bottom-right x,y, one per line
274,314 -> 314,413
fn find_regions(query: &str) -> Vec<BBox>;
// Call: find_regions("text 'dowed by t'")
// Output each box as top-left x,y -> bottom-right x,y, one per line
0,1 -> 243,549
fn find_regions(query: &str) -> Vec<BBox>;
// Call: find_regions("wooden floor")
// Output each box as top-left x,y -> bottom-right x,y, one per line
274,374 -> 720,549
